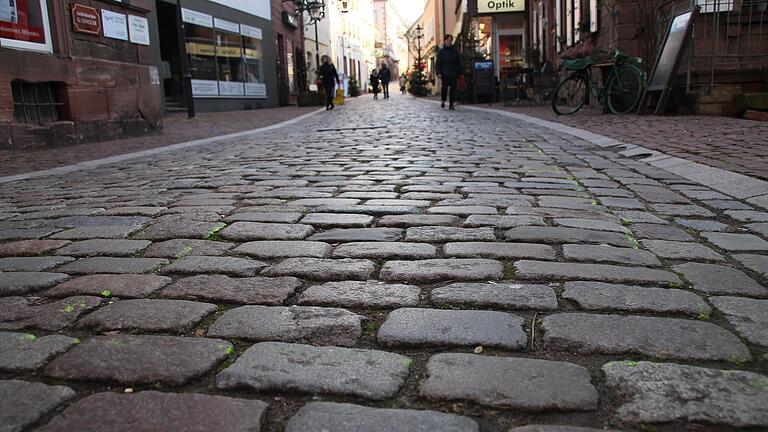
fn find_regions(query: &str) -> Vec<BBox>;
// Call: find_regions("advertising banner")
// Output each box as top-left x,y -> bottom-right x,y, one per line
0,0 -> 46,43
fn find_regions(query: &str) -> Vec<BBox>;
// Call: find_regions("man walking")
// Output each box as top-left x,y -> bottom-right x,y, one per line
378,63 -> 392,99
318,55 -> 340,110
436,34 -> 461,110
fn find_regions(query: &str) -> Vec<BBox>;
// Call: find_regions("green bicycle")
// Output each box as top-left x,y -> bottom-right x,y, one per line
552,49 -> 645,115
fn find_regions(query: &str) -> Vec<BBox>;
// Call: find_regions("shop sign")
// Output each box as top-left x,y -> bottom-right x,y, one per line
71,4 -> 100,35
191,79 -> 219,96
219,81 -> 245,96
182,8 -> 212,28
214,17 -> 239,33
245,82 -> 266,98
240,24 -> 262,39
0,0 -> 46,43
101,9 -> 128,41
128,14 -> 149,45
478,0 -> 524,14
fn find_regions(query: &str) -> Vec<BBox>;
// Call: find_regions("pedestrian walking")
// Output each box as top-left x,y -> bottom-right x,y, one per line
436,34 -> 461,110
370,69 -> 380,100
399,74 -> 407,94
318,55 -> 340,110
378,63 -> 392,99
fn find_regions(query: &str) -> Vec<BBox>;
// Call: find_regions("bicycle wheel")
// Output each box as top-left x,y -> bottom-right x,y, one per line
552,75 -> 588,115
606,65 -> 644,114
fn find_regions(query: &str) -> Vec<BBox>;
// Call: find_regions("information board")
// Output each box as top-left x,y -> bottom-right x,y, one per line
647,11 -> 694,92
473,60 -> 495,97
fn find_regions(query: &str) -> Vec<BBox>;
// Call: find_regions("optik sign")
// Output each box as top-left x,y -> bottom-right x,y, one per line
478,0 -> 525,14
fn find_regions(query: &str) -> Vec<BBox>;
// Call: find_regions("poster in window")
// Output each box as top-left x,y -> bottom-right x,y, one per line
219,81 -> 244,96
191,79 -> 219,96
128,15 -> 150,45
245,83 -> 266,97
102,10 -> 128,41
0,0 -> 46,43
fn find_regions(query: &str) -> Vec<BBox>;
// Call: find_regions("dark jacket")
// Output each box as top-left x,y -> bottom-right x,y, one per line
378,67 -> 391,83
318,63 -> 339,86
369,74 -> 380,92
436,45 -> 461,80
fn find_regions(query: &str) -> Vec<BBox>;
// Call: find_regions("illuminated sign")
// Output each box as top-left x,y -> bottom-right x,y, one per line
478,0 -> 525,14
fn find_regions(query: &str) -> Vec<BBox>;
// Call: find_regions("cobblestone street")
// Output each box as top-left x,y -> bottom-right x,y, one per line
1,94 -> 768,431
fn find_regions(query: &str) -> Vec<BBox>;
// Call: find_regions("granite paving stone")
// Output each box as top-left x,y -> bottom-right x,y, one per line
216,342 -> 410,399
76,299 -> 217,333
674,219 -> 729,232
701,232 -> 768,251
142,239 -> 235,258
0,256 -> 74,272
378,308 -> 527,349
266,258 -> 375,280
444,242 -> 556,259
380,259 -> 503,282
419,353 -> 598,411
505,227 -> 631,247
160,275 -> 301,304
377,214 -> 460,227
0,240 -> 71,257
297,281 -> 421,308
509,426 -> 620,432
45,335 -> 232,386
207,305 -> 362,346
54,239 -> 151,257
542,313 -> 750,361
57,257 -> 169,274
431,282 -> 558,310
603,361 -> 768,427
35,391 -> 268,432
427,206 -> 497,215
0,380 -> 76,432
463,214 -> 545,228
285,402 -> 479,432
0,272 -> 70,296
301,213 -> 374,227
220,222 -> 314,241
629,223 -> 694,241
734,253 -> 768,276
710,296 -> 768,347
404,226 -> 496,242
673,262 -> 768,297
50,226 -> 143,240
641,240 -> 724,261
551,218 -> 629,233
514,260 -> 680,284
747,222 -> 768,236
0,332 -> 79,372
227,211 -> 303,223
332,242 -> 437,259
651,204 -> 715,217
562,281 -> 710,315
0,295 -> 103,331
159,255 -> 268,276
234,240 -> 332,258
307,228 -> 403,242
46,274 -> 172,298
133,216 -> 227,240
562,244 -> 661,266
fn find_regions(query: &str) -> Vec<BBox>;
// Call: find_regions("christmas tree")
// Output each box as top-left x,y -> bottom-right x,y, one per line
348,77 -> 361,97
408,60 -> 430,97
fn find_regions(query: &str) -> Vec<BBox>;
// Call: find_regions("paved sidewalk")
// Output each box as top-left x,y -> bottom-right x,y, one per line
1,93 -> 767,431
0,106 -> 318,177
495,104 -> 768,180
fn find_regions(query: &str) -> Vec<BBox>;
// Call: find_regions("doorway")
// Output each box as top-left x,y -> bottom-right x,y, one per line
156,0 -> 185,111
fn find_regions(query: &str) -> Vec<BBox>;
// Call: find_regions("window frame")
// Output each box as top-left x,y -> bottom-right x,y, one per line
0,0 -> 53,53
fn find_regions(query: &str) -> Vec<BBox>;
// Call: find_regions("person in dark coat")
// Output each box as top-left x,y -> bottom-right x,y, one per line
370,69 -> 380,100
436,34 -> 461,110
318,55 -> 340,110
378,63 -> 392,99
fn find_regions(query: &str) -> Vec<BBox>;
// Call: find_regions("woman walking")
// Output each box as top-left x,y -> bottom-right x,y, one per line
399,74 -> 407,95
318,55 -> 340,110
369,69 -> 380,100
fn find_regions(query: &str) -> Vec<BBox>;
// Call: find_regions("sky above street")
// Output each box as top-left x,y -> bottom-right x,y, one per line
392,0 -> 425,26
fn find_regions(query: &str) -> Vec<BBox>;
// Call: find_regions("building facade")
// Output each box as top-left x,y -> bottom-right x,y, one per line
465,0 -> 528,82
373,0 -> 409,77
1,0 -> 162,149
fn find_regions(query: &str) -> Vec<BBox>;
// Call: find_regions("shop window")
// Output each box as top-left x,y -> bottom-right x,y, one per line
185,23 -> 217,81
215,29 -> 245,95
11,81 -> 64,124
0,0 -> 52,52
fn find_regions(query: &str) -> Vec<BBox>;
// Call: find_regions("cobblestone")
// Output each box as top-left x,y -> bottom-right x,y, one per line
0,296 -> 103,331
431,282 -> 558,310
542,313 -> 750,361
562,244 -> 661,266
57,257 -> 169,274
444,242 -> 556,259
308,228 -> 403,242
710,296 -> 768,347
234,240 -> 331,258
220,222 -> 314,241
332,242 -> 436,259
159,255 -> 267,276
266,258 -> 375,280
216,342 -> 410,399
562,281 -> 710,315
505,227 -> 631,247
514,260 -> 680,284
0,332 -> 78,372
160,275 -> 301,304
54,239 -> 151,257
673,262 -> 768,297
76,299 -> 217,333
0,256 -> 73,271
405,226 -> 495,242
297,281 -> 421,308
0,239 -> 70,256
46,274 -> 171,298
640,240 -> 725,261
0,272 -> 69,295
143,239 -> 234,258
380,259 -> 503,282
0,380 -> 75,432
377,214 -> 460,227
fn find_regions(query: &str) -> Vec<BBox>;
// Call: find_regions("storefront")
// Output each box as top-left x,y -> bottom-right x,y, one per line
0,0 -> 162,149
154,0 -> 279,112
469,0 -> 528,82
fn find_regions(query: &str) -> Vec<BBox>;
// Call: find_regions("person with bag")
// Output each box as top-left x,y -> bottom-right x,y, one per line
378,63 -> 392,99
436,34 -> 461,110
399,74 -> 407,94
318,55 -> 340,110
370,69 -> 380,100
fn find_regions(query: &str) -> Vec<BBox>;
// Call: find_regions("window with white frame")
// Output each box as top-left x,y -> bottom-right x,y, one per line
0,0 -> 52,52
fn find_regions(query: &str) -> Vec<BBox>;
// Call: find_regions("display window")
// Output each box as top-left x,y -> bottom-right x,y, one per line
0,0 -> 52,52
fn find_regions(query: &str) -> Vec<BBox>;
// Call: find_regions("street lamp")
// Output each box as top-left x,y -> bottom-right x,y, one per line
414,25 -> 424,73
306,1 -> 325,75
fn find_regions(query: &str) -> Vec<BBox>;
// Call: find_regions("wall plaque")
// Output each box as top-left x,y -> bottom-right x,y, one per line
71,4 -> 101,35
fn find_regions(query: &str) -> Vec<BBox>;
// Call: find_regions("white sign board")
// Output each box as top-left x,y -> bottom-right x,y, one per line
191,79 -> 219,96
245,82 -> 267,97
208,0 -> 271,20
128,15 -> 150,45
219,81 -> 245,96
240,24 -> 262,39
102,10 -> 128,41
478,0 -> 525,14
214,17 -> 239,33
181,8 -> 213,28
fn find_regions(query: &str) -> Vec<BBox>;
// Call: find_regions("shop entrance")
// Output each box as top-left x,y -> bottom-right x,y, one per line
156,0 -> 186,112
496,30 -> 524,82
